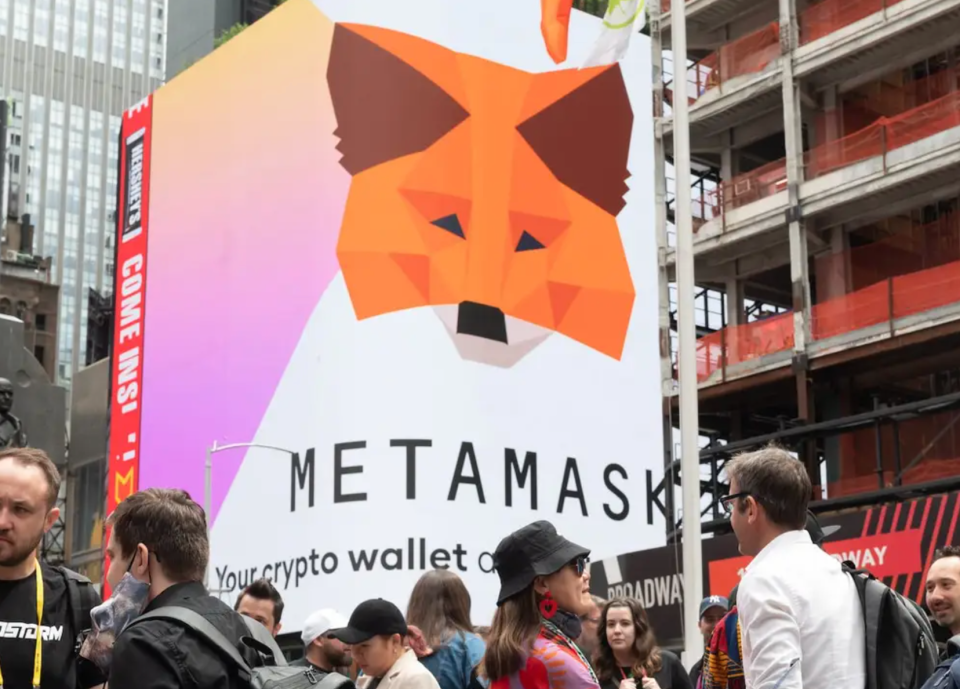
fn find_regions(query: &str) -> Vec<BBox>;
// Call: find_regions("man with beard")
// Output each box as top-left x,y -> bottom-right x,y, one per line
0,447 -> 104,688
294,608 -> 355,682
926,546 -> 960,651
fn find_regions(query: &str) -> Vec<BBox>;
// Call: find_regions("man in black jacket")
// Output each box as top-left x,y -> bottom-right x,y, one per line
106,488 -> 258,689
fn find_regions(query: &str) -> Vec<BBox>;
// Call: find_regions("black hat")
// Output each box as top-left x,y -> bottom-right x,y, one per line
493,520 -> 590,605
805,510 -> 840,546
329,599 -> 408,644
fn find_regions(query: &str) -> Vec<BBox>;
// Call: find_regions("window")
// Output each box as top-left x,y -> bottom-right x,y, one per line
35,313 -> 47,331
10,154 -> 19,174
33,345 -> 45,363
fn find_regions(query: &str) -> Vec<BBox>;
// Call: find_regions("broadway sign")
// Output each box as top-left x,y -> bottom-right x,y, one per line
590,490 -> 960,649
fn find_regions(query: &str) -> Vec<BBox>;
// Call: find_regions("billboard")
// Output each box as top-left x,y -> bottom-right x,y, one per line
591,491 -> 960,649
107,0 -> 661,626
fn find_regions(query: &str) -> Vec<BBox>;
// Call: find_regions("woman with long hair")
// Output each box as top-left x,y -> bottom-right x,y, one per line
407,569 -> 486,689
594,599 -> 692,689
481,520 -> 598,689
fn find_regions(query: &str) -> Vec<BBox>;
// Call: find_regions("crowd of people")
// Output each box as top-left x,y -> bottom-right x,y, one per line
0,444 -> 959,689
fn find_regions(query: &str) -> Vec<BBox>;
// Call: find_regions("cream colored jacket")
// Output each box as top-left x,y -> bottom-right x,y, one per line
357,649 -> 441,689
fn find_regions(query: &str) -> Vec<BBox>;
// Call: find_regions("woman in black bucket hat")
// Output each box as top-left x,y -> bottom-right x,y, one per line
481,521 -> 600,689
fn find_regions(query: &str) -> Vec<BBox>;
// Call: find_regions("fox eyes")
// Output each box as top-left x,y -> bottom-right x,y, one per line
515,231 -> 544,252
430,215 -> 545,252
431,214 -> 465,238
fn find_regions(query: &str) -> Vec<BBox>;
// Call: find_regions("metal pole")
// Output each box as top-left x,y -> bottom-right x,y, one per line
672,0 -> 705,668
204,441 -> 214,589
202,441 -> 295,591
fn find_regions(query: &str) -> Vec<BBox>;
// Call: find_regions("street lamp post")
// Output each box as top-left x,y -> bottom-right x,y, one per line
203,440 -> 297,589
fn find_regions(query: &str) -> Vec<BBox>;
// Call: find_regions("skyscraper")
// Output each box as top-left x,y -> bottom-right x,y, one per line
0,0 -> 166,389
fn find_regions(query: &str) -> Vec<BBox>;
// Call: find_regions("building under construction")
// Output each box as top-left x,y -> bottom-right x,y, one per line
617,0 -> 960,647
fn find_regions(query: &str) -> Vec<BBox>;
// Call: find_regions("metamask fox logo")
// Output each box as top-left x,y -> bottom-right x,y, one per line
327,23 -> 636,368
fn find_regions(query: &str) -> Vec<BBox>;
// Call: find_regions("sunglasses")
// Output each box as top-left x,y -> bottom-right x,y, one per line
570,555 -> 590,576
720,491 -> 752,514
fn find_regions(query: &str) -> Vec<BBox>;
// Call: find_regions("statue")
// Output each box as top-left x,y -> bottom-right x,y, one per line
0,378 -> 26,449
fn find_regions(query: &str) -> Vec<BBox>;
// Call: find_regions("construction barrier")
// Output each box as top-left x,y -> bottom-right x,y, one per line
664,22 -> 780,107
800,0 -> 907,45
696,254 -> 960,382
708,89 -> 960,217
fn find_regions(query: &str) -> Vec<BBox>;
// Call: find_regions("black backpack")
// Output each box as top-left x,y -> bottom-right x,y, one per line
59,567 -> 99,641
130,606 -> 355,689
843,562 -> 939,689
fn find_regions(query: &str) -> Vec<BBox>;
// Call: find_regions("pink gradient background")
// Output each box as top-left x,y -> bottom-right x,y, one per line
138,1 -> 347,523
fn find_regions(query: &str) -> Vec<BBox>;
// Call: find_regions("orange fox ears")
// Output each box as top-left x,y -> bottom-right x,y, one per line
327,23 -> 633,216
541,0 -> 575,64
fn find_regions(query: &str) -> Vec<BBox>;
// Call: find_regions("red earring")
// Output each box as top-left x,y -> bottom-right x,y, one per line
539,591 -> 558,619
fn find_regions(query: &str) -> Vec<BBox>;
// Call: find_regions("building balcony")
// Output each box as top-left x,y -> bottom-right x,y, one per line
689,211 -> 960,389
662,0 -> 960,148
671,89 -> 960,268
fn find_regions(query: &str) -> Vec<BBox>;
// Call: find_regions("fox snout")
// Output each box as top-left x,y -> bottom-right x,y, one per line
457,301 -> 508,344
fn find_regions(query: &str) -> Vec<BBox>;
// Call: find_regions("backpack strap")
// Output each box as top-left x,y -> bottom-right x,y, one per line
59,567 -> 98,635
318,672 -> 355,689
239,613 -> 287,666
130,607 -> 255,681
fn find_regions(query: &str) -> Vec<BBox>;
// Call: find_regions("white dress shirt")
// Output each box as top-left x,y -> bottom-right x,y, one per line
738,529 -> 866,689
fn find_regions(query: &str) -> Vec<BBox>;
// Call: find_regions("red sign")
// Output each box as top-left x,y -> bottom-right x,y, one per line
104,95 -> 154,597
708,529 -> 924,596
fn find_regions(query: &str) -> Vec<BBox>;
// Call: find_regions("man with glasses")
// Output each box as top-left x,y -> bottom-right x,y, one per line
722,446 -> 864,689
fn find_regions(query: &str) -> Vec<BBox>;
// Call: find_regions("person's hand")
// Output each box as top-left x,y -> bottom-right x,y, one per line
618,678 -> 637,689
640,677 -> 661,689
540,0 -> 574,63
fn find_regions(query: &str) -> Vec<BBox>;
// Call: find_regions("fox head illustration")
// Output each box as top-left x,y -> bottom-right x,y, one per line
327,23 -> 636,368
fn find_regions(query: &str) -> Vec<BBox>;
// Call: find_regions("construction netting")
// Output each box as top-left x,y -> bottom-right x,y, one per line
704,88 -> 960,219
800,0 -> 907,45
696,311 -> 794,381
665,22 -> 780,107
830,407 -> 960,498
696,215 -> 960,382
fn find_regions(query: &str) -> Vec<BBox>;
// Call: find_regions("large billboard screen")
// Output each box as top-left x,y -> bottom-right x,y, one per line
107,0 -> 662,626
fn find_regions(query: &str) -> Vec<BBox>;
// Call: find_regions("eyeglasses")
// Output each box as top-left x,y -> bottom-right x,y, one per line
720,491 -> 751,514
570,555 -> 590,576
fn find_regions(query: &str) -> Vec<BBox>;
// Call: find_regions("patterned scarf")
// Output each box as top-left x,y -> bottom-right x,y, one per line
701,608 -> 745,689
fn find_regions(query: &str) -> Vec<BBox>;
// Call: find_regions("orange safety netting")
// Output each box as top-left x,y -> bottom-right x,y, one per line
665,22 -> 780,107
696,251 -> 960,381
708,89 -> 960,217
696,312 -> 794,381
800,0 -> 907,45
705,158 -> 788,215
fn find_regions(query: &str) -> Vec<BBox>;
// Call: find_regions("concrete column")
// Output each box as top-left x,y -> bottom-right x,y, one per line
779,0 -> 811,353
725,278 -> 744,327
781,0 -> 818,487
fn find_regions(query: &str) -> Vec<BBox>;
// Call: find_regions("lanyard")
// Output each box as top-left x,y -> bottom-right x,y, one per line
0,560 -> 44,689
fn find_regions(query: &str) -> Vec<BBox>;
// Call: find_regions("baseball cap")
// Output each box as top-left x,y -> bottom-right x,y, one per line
806,510 -> 840,546
492,520 -> 590,605
329,599 -> 408,644
301,608 -> 350,645
699,595 -> 729,619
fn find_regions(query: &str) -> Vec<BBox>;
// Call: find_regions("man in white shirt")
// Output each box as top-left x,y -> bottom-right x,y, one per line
724,446 -> 866,689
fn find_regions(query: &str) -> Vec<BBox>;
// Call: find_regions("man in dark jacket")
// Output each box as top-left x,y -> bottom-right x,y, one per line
105,488 -> 258,689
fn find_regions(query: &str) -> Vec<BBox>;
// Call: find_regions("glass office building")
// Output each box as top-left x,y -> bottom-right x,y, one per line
0,0 -> 165,389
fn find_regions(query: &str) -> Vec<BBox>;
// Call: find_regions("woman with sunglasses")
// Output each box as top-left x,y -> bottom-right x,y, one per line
481,520 -> 599,689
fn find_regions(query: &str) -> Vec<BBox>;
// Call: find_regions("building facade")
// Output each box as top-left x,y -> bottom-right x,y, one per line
0,0 -> 165,391
651,0 -> 960,532
166,0 -> 280,80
